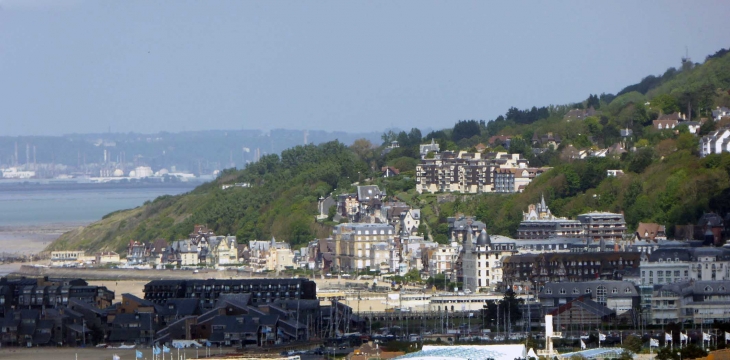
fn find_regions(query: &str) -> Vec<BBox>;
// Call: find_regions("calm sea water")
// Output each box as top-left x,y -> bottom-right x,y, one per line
0,185 -> 196,227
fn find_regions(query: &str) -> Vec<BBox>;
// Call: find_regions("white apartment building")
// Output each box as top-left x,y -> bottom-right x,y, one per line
700,128 -> 730,157
653,280 -> 730,325
428,243 -> 460,278
462,228 -> 517,292
640,247 -> 730,286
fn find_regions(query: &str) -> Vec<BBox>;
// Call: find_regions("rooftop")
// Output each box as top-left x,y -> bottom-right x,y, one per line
395,345 -> 526,360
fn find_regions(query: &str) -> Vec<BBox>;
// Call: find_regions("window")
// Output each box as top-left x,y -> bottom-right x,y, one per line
625,287 -> 632,293
585,288 -> 592,294
596,285 -> 607,306
705,286 -> 713,292
546,289 -> 553,294
573,288 -> 579,294
612,288 -> 618,294
559,288 -> 566,294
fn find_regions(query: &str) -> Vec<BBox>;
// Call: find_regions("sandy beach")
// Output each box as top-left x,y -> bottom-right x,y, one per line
0,223 -> 81,276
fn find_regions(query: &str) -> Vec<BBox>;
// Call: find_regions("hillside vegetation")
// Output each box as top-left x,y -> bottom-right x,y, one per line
47,142 -> 368,253
49,48 -> 730,253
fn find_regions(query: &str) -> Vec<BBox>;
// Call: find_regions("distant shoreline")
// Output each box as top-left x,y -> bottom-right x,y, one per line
0,181 -> 200,192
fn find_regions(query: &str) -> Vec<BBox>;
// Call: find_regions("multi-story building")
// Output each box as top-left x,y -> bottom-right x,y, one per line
640,247 -> 730,286
516,196 -> 585,239
448,215 -> 486,242
143,278 -> 316,309
539,280 -> 639,315
427,244 -> 460,278
652,280 -> 730,325
577,212 -> 626,244
333,223 -> 395,271
0,277 -> 114,314
415,151 -> 537,194
335,185 -> 386,222
700,128 -> 730,157
461,228 -> 518,292
493,167 -> 548,193
502,252 -> 641,290
247,237 -> 295,272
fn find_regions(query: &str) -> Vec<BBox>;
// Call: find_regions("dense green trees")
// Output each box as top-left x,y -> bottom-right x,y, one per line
452,120 -> 481,142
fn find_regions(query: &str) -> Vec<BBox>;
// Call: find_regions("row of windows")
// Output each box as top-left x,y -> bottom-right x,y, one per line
545,287 -> 633,295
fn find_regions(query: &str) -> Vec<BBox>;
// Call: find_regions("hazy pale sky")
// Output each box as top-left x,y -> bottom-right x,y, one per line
1,1 -> 729,136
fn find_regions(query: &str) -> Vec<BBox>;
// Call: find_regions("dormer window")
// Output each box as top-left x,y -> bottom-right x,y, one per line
559,288 -> 566,294
573,288 -> 579,294
625,287 -> 632,293
705,286 -> 713,292
721,286 -> 727,292
612,288 -> 618,293
546,289 -> 553,294
585,288 -> 592,294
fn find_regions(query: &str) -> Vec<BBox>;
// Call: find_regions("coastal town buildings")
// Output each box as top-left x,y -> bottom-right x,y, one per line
539,280 -> 640,316
415,151 -> 547,194
652,280 -> 730,324
516,195 -> 584,239
246,238 -> 296,272
143,278 -> 316,308
577,212 -> 627,244
461,227 -> 517,292
333,223 -> 395,271
502,252 -> 641,290
639,246 -> 730,286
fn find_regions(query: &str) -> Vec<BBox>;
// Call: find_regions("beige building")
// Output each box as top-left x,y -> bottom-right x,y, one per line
333,223 -> 395,271
95,251 -> 121,265
428,244 -> 460,278
208,235 -> 238,265
248,237 -> 296,272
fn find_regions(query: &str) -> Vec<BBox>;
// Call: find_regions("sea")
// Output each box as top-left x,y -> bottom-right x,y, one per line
0,184 -> 195,227
0,183 -> 197,275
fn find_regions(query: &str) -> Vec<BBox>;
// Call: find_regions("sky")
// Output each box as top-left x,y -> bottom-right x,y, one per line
1,1 -> 729,136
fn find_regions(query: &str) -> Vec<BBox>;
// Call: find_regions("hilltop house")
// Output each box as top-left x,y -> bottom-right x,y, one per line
700,128 -> 730,157
634,223 -> 666,242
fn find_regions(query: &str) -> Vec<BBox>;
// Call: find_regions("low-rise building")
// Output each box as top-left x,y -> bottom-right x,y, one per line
50,251 -> 85,267
634,223 -> 666,242
95,251 -> 120,265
